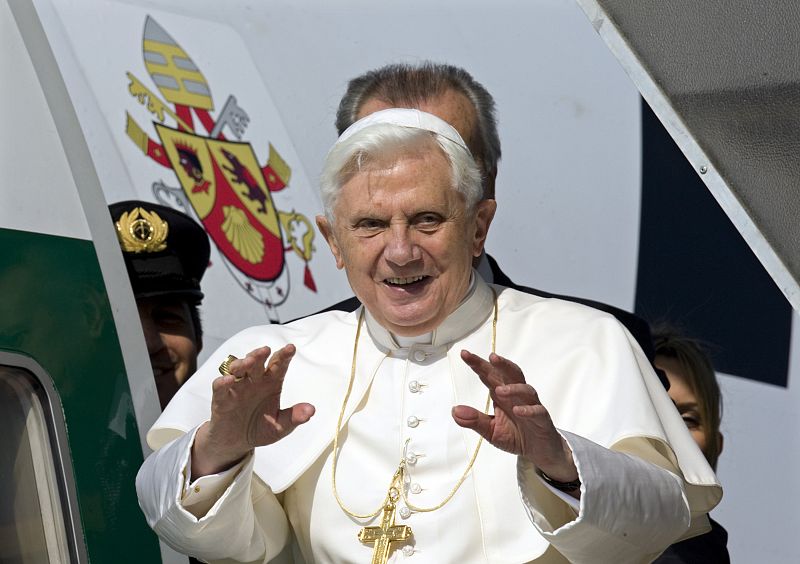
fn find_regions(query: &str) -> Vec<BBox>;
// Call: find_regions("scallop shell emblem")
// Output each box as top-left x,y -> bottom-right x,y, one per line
221,205 -> 264,264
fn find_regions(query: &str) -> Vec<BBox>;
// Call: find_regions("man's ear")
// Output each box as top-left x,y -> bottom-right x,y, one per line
471,199 -> 497,257
717,432 -> 724,458
316,215 -> 345,269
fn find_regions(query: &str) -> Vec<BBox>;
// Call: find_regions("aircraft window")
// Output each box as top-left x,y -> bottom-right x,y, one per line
0,367 -> 72,563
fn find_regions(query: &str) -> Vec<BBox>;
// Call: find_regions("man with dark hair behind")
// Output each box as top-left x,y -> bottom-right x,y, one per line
110,200 -> 210,409
328,62 -> 659,367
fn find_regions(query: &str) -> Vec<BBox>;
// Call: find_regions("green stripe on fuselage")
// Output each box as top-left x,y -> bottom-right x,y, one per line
0,227 -> 161,563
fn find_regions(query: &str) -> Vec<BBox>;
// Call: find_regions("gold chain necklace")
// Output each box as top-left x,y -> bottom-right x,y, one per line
330,288 -> 498,560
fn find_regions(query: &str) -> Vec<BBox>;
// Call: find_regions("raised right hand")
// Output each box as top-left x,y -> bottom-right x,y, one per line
191,344 -> 315,478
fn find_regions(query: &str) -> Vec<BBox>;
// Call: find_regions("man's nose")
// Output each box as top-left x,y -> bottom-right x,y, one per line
140,316 -> 165,356
383,224 -> 421,266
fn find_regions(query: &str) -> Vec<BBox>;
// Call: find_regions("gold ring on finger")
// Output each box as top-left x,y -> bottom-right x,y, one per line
218,355 -> 239,379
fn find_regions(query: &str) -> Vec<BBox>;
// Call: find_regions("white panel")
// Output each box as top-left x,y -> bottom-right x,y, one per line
0,1 -> 89,240
714,311 -> 800,563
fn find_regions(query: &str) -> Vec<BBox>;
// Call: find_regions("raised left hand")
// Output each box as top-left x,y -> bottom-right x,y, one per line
452,350 -> 579,484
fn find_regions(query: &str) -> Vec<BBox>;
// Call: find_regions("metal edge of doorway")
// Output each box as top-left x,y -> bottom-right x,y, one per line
573,0 -> 800,313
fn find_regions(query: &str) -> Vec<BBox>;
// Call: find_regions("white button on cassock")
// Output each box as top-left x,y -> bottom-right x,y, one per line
413,350 -> 426,362
399,506 -> 412,519
407,416 -> 419,428
410,483 -> 421,494
405,453 -> 418,465
402,545 -> 415,557
408,380 -> 420,393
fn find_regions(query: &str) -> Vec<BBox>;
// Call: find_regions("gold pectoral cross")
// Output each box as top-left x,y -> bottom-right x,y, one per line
358,469 -> 413,564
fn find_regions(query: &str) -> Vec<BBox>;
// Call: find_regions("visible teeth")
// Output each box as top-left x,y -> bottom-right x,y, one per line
386,276 -> 424,285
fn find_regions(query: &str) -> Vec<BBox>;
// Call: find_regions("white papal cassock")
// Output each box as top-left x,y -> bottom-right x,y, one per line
136,274 -> 721,563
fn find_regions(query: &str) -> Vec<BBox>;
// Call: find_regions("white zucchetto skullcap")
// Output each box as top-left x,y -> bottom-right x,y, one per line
334,108 -> 471,155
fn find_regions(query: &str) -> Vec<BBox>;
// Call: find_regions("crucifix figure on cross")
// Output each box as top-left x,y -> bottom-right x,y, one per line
358,471 -> 413,564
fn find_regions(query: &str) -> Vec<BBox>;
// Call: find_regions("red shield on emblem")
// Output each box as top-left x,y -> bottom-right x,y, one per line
155,124 -> 285,282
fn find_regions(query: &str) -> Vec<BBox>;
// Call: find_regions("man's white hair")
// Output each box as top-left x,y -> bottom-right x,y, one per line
319,109 -> 483,224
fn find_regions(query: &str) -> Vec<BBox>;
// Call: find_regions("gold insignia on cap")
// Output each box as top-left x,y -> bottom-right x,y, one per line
116,207 -> 169,253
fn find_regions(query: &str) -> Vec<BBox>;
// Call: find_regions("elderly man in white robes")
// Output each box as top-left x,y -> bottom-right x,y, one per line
136,108 -> 721,564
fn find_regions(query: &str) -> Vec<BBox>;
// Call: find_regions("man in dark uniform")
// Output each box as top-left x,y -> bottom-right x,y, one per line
110,200 -> 210,409
326,62 -> 659,366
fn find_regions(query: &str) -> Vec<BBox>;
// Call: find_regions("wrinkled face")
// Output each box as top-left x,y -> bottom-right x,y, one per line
136,296 -> 200,409
317,149 -> 494,336
656,355 -> 709,456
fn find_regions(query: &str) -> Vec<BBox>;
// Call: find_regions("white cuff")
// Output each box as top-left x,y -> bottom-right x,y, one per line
181,450 -> 248,513
533,462 -> 581,512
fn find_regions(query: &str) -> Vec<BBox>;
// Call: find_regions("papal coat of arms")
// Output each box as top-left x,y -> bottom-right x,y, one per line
124,16 -> 315,321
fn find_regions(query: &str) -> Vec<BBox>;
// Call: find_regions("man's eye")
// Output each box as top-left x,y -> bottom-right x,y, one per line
154,309 -> 187,325
355,219 -> 385,231
157,314 -> 181,325
414,214 -> 443,229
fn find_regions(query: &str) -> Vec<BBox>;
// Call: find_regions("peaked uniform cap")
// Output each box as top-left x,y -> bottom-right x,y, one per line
109,200 -> 210,301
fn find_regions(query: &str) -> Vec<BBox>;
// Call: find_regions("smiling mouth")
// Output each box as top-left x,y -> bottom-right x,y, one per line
385,275 -> 426,286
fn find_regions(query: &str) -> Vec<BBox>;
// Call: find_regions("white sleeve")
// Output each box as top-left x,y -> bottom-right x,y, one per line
135,427 -> 291,563
517,431 -> 691,564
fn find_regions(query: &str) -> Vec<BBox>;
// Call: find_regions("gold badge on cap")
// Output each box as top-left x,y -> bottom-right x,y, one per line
115,207 -> 169,253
